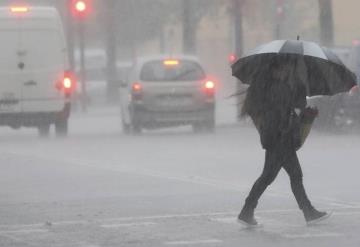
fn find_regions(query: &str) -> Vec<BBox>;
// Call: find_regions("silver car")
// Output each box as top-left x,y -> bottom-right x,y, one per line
119,56 -> 216,133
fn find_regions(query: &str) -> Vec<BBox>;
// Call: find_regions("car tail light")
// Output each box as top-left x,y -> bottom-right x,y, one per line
203,80 -> 215,97
56,71 -> 76,94
349,85 -> 359,96
131,82 -> 143,100
63,77 -> 72,90
132,83 -> 142,92
205,80 -> 215,90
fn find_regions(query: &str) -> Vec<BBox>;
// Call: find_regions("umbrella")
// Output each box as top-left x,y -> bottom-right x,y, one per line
232,39 -> 357,96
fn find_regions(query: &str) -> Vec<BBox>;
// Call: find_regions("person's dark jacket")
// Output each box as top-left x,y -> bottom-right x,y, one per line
259,107 -> 302,151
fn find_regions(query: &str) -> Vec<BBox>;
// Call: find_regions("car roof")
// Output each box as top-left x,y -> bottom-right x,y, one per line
134,55 -> 202,67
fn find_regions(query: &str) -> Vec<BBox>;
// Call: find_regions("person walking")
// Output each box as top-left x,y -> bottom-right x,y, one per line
238,63 -> 330,227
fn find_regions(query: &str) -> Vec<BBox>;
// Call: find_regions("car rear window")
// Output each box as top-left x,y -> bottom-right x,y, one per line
140,60 -> 205,82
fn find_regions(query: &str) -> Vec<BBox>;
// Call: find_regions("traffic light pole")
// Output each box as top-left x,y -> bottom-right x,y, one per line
232,0 -> 244,121
69,0 -> 90,112
318,0 -> 334,46
105,0 -> 118,103
275,0 -> 284,40
65,0 -> 75,71
78,21 -> 87,112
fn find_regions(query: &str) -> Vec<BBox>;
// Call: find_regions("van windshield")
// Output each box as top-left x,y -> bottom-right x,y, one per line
140,60 -> 205,82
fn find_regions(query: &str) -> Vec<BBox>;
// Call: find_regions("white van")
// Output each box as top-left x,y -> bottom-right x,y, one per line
0,6 -> 75,137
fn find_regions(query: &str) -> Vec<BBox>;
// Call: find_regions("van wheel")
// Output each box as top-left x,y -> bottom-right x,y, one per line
204,118 -> 215,133
38,124 -> 50,138
122,122 -> 132,135
132,124 -> 142,135
192,123 -> 200,133
55,118 -> 68,137
192,120 -> 215,134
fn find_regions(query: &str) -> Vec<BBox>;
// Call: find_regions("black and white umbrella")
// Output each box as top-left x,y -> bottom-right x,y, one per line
232,39 -> 357,96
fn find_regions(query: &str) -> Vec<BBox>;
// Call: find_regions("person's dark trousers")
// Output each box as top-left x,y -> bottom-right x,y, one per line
239,147 -> 314,218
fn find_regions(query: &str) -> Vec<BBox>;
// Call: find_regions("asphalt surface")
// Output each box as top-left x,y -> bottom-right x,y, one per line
0,106 -> 360,247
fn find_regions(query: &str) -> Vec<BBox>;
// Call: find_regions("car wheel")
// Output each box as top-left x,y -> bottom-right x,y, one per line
204,118 -> 215,132
192,119 -> 215,134
130,109 -> 142,134
192,124 -> 202,133
122,122 -> 132,134
38,124 -> 50,138
55,117 -> 68,137
131,124 -> 142,135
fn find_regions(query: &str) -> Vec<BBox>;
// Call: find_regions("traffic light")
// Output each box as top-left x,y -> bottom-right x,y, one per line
70,0 -> 91,19
228,53 -> 237,64
276,0 -> 285,19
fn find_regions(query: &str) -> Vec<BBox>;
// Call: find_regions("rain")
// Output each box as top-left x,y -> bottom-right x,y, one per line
0,0 -> 359,246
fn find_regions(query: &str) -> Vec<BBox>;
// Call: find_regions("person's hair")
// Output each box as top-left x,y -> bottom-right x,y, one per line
240,58 -> 293,119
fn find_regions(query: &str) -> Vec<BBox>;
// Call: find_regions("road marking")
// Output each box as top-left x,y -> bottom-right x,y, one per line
329,202 -> 360,208
210,216 -> 237,224
165,239 -> 223,245
283,232 -> 344,239
0,229 -> 48,234
1,207 -> 360,230
0,223 -> 44,229
211,216 -> 300,227
6,150 -> 360,210
52,220 -> 89,226
333,211 -> 360,216
100,211 -> 237,222
100,222 -> 156,228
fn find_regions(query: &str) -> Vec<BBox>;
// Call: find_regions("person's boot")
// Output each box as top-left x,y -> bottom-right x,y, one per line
237,206 -> 258,227
303,207 -> 331,225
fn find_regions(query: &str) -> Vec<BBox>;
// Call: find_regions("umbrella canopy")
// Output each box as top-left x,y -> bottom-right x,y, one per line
232,39 -> 357,96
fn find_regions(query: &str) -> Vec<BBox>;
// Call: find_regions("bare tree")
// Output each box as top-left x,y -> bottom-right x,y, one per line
182,0 -> 197,54
231,0 -> 245,120
232,0 -> 244,57
182,0 -> 225,55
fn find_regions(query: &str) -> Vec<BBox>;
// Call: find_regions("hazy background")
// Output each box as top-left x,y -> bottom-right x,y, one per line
1,0 -> 356,106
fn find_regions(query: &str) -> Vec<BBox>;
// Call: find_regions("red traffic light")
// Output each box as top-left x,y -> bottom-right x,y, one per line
75,1 -> 86,12
70,0 -> 91,18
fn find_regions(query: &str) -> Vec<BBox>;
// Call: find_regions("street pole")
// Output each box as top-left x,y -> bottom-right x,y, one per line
105,0 -> 118,103
232,0 -> 244,121
78,21 -> 87,112
70,0 -> 91,112
182,0 -> 196,55
65,0 -> 75,71
318,0 -> 334,46
233,0 -> 243,59
275,0 -> 284,40
130,0 -> 138,64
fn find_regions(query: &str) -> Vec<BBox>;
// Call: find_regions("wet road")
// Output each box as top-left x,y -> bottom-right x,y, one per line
0,106 -> 360,247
